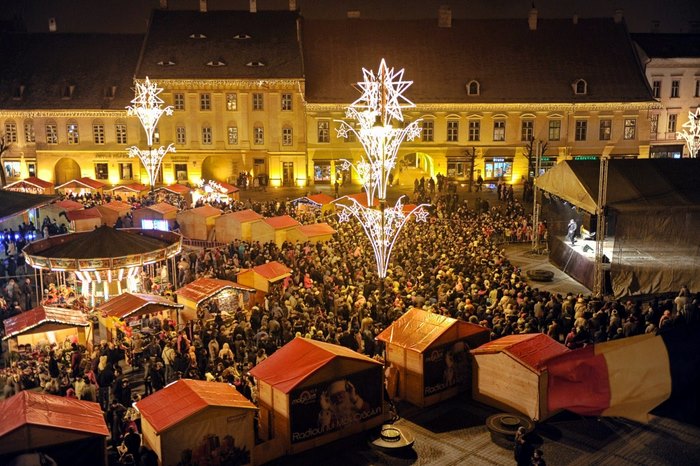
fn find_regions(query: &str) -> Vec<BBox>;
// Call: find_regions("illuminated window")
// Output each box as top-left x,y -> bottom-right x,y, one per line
226,93 -> 237,111
281,93 -> 293,111
667,114 -> 677,133
45,124 -> 58,144
599,119 -> 612,140
575,120 -> 587,141
253,93 -> 264,111
652,81 -> 661,99
521,120 -> 534,141
201,126 -> 212,145
254,126 -> 264,145
670,80 -> 680,98
447,120 -> 459,142
24,121 -> 35,143
468,120 -> 480,141
116,124 -> 127,144
493,120 -> 505,141
624,119 -> 636,140
94,163 -> 109,180
200,93 -> 211,111
176,126 -> 186,144
227,126 -> 238,145
119,163 -> 133,180
174,93 -> 185,110
4,121 -> 17,143
175,164 -> 188,181
282,126 -> 293,146
650,114 -> 659,135
93,123 -> 105,144
548,120 -> 560,141
67,123 -> 79,144
317,120 -> 330,143
422,120 -> 434,142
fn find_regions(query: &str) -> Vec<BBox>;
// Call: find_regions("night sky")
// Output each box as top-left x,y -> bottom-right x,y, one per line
1,0 -> 698,34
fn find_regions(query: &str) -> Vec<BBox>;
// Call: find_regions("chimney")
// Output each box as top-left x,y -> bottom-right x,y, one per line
250,0 -> 257,13
159,0 -> 167,8
438,5 -> 452,28
573,14 -> 579,25
289,0 -> 297,11
347,10 -> 360,19
528,8 -> 538,31
48,17 -> 57,32
199,0 -> 207,13
614,9 -> 623,24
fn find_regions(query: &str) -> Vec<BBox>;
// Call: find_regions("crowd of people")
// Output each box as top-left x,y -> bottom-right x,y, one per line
0,178 -> 698,466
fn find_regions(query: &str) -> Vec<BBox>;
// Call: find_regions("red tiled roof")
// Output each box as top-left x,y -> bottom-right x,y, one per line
66,207 -> 102,221
2,306 -> 90,340
189,205 -> 223,217
4,176 -> 54,190
217,182 -> 239,194
306,193 -> 335,205
263,215 -> 300,229
225,209 -> 263,223
160,184 -> 191,194
101,200 -> 133,212
0,391 -> 109,438
110,183 -> 147,193
136,379 -> 256,434
252,261 -> 292,280
98,292 -> 183,320
53,199 -> 85,211
376,308 -> 490,353
296,223 -> 336,237
471,334 -> 569,374
55,177 -> 105,191
146,202 -> 179,215
175,278 -> 254,306
249,337 -> 381,394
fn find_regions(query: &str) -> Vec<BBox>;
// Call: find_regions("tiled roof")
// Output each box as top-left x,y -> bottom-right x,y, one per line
188,205 -> 223,217
175,277 -> 254,306
305,193 -> 335,205
101,200 -> 133,212
159,184 -> 191,194
632,33 -> 700,58
53,199 -> 85,211
302,18 -> 653,104
296,223 -> 336,237
0,33 -> 143,109
251,261 -> 292,280
137,10 -> 303,79
65,207 -> 102,221
146,202 -> 179,214
109,183 -> 148,193
4,177 -> 53,190
56,177 -> 105,191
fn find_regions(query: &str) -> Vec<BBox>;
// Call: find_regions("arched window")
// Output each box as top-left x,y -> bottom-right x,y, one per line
467,80 -> 480,96
574,79 -> 588,95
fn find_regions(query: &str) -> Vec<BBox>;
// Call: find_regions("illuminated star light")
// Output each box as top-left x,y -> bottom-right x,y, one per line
126,77 -> 174,147
677,107 -> 700,158
352,59 -> 416,125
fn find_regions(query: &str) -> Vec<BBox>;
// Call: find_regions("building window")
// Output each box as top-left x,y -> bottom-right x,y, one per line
254,126 -> 264,145
116,124 -> 127,144
253,93 -> 264,111
201,126 -> 212,145
282,127 -> 293,146
521,120 -> 534,141
667,114 -> 677,133
119,163 -> 133,180
67,123 -> 79,144
344,128 -> 356,143
174,93 -> 185,110
575,120 -> 587,141
4,122 -> 17,143
200,93 -> 211,111
46,124 -> 58,144
466,80 -> 480,96
422,120 -> 434,142
548,120 -> 561,141
281,93 -> 293,111
94,163 -> 109,180
650,114 -> 659,135
652,80 -> 661,99
447,120 -> 459,142
493,120 -> 505,141
599,119 -> 612,140
227,126 -> 238,145
174,164 -> 188,181
670,80 -> 680,98
176,126 -> 186,144
24,121 -> 35,143
226,93 -> 237,111
695,79 -> 700,97
468,120 -> 480,141
574,79 -> 587,95
93,124 -> 105,144
624,118 -> 636,140
317,120 -> 330,143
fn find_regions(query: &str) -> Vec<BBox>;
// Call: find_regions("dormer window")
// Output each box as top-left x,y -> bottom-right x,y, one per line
61,84 -> 75,100
466,80 -> 480,96
206,59 -> 226,67
157,59 -> 176,66
189,33 -> 207,39
233,33 -> 252,40
573,79 -> 588,95
12,85 -> 25,101
246,61 -> 266,67
104,86 -> 117,100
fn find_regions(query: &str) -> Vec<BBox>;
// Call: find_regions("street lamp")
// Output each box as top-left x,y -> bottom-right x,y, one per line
126,77 -> 176,192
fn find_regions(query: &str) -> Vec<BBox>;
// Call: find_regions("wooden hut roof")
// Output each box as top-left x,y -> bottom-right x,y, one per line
101,200 -> 133,212
251,261 -> 291,281
4,176 -> 54,191
263,215 -> 300,229
98,292 -> 183,320
65,207 -> 101,221
160,184 -> 191,194
52,199 -> 85,211
0,190 -> 59,223
55,177 -> 105,191
305,193 -> 335,205
187,205 -> 223,217
471,334 -> 568,374
175,278 -> 254,307
108,183 -> 147,193
295,223 -> 336,237
2,306 -> 89,340
224,209 -> 263,222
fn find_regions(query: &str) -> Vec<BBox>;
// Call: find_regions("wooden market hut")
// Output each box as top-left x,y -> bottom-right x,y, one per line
55,177 -> 105,196
214,209 -> 263,243
66,207 -> 103,232
96,200 -> 133,227
132,202 -> 179,229
1,305 -> 90,349
158,184 -> 193,207
107,183 -> 148,199
217,181 -> 241,202
3,176 -> 55,195
249,338 -> 385,463
249,215 -> 300,248
375,308 -> 490,407
236,261 -> 291,293
97,292 -> 184,341
286,223 -> 336,244
176,204 -> 222,241
38,198 -> 84,227
0,391 -> 109,466
175,277 -> 255,322
136,379 -> 257,466
470,333 -> 569,421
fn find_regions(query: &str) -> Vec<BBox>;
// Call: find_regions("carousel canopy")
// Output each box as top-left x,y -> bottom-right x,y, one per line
175,277 -> 254,307
0,190 -> 59,223
136,379 -> 256,434
55,177 -> 105,191
249,337 -> 382,394
263,215 -> 300,230
2,306 -> 89,340
98,292 -> 183,320
3,176 -> 54,191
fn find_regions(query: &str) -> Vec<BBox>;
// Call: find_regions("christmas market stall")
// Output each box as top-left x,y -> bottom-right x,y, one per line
136,379 -> 256,466
23,225 -> 182,305
286,223 -> 337,244
97,292 -> 183,342
174,277 -> 254,322
176,205 -> 222,241
157,184 -> 193,207
470,333 -> 569,421
0,391 -> 109,466
0,189 -> 59,232
39,198 -> 84,226
3,176 -> 55,195
96,200 -> 133,227
55,177 -> 105,196
249,215 -> 300,248
292,193 -> 336,215
65,207 -> 103,232
192,179 -> 241,205
376,308 -> 490,407
2,305 -> 90,351
236,261 -> 291,294
107,183 -> 148,199
249,338 -> 385,464
214,209 -> 263,243
132,202 -> 179,230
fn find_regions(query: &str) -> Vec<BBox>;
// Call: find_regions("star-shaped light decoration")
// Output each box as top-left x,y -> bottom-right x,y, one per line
677,107 -> 700,158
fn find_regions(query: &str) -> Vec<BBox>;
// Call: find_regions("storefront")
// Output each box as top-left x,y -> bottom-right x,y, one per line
313,160 -> 332,184
530,156 -> 558,177
2,158 -> 36,181
483,156 -> 513,180
650,145 -> 683,159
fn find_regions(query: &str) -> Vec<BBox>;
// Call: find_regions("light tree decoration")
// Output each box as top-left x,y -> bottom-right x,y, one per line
677,107 -> 700,158
335,59 -> 429,280
126,77 -> 176,191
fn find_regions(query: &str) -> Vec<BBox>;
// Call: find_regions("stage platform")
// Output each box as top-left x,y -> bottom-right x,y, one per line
549,236 -> 612,293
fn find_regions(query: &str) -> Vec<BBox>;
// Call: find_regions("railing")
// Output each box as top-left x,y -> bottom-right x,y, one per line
181,238 -> 226,249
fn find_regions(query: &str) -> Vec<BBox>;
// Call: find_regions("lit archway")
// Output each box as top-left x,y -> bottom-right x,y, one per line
54,158 -> 81,185
395,152 -> 435,187
201,156 -> 234,183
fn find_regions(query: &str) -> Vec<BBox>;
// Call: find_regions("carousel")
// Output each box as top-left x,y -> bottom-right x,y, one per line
22,226 -> 182,306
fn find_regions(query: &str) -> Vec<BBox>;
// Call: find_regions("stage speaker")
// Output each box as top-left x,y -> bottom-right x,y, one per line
582,244 -> 594,253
